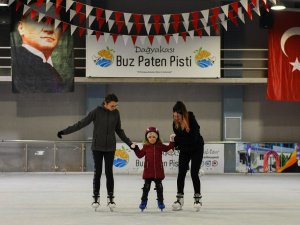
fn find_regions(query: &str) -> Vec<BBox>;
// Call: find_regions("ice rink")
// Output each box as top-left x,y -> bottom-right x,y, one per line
0,173 -> 299,225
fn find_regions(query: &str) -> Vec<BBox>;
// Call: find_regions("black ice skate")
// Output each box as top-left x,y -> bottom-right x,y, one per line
91,195 -> 100,211
107,194 -> 116,212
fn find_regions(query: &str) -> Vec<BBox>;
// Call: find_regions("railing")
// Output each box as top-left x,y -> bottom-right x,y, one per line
0,47 -> 268,83
1,139 -> 297,173
0,139 -> 89,172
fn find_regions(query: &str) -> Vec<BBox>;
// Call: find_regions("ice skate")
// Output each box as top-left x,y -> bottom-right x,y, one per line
139,200 -> 147,212
172,194 -> 184,211
157,200 -> 165,211
194,194 -> 202,212
91,195 -> 100,212
107,194 -> 116,212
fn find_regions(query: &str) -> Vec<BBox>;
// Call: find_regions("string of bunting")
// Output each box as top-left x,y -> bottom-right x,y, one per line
8,0 -> 276,45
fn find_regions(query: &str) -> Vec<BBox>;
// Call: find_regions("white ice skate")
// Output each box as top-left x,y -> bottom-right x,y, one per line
172,194 -> 184,211
194,194 -> 202,212
107,195 -> 116,212
91,196 -> 100,212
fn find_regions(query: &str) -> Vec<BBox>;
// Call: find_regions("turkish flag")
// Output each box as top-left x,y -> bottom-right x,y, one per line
267,11 -> 300,101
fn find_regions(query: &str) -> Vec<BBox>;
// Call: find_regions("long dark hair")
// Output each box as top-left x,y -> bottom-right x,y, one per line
173,101 -> 190,132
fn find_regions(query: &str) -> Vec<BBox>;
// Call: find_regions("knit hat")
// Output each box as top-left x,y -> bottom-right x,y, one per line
145,127 -> 159,140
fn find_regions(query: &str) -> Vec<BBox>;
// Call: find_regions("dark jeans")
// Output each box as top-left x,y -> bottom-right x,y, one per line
92,151 -> 115,196
177,146 -> 204,195
141,178 -> 164,202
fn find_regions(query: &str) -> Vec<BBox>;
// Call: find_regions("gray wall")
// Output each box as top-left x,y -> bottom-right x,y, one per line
1,82 -> 300,143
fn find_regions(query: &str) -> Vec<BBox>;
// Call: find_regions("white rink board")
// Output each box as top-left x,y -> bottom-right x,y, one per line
113,143 -> 224,174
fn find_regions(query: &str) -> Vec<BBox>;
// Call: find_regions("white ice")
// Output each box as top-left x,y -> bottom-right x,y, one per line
0,173 -> 299,225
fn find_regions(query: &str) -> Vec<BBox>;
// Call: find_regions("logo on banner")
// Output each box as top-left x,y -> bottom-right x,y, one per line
93,47 -> 115,67
194,47 -> 215,68
114,146 -> 129,168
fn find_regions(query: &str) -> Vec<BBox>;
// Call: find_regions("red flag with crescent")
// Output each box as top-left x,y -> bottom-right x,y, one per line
267,11 -> 300,101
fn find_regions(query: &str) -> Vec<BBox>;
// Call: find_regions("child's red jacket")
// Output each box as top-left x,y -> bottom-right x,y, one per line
134,142 -> 174,180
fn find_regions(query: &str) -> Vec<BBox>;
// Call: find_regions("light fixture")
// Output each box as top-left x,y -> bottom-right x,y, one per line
271,0 -> 286,11
0,0 -> 8,7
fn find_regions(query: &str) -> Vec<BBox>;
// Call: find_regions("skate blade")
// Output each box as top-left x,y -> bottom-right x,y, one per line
108,204 -> 116,212
172,207 -> 182,211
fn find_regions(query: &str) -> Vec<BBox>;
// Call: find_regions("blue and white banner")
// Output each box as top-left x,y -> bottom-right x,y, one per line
86,36 -> 220,78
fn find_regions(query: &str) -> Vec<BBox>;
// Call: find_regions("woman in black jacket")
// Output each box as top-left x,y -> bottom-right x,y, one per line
171,101 -> 204,211
57,93 -> 134,211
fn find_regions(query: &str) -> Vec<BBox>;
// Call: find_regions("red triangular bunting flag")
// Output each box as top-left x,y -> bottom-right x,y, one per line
56,0 -> 63,8
135,23 -> 143,34
172,22 -> 180,32
191,11 -> 199,21
153,15 -> 160,23
133,14 -> 141,24
95,31 -> 101,41
251,0 -> 257,7
148,35 -> 154,45
196,28 -> 203,38
247,3 -> 253,20
96,8 -> 104,21
172,14 -> 180,23
112,34 -> 118,43
228,10 -> 238,26
62,22 -> 69,32
172,14 -> 180,32
131,36 -> 137,45
192,20 -> 198,30
79,27 -> 85,37
116,21 -> 124,33
79,13 -> 86,25
164,34 -> 171,44
115,11 -> 123,22
212,24 -> 219,33
45,16 -> 53,25
230,2 -> 239,15
210,15 -> 218,27
30,9 -> 37,20
98,18 -> 105,29
16,0 -> 22,11
36,0 -> 43,7
75,2 -> 84,14
181,32 -> 187,42
55,5 -> 62,16
154,23 -> 160,34
212,7 -> 219,18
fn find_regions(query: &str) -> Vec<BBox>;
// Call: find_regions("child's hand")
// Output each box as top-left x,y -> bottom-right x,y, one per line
169,134 -> 176,142
130,143 -> 136,150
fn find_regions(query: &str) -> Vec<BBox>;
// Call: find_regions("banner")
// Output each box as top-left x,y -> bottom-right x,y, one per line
267,11 -> 300,101
86,36 -> 220,78
113,143 -> 224,175
11,6 -> 74,93
236,143 -> 300,173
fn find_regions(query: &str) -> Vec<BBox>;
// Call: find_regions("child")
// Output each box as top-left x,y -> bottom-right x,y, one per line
132,127 -> 174,211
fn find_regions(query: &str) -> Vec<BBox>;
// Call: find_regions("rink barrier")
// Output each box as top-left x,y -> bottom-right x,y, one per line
0,140 -> 298,173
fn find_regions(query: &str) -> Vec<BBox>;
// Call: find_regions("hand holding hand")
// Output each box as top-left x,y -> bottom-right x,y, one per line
57,131 -> 63,139
170,134 -> 176,142
130,143 -> 136,150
